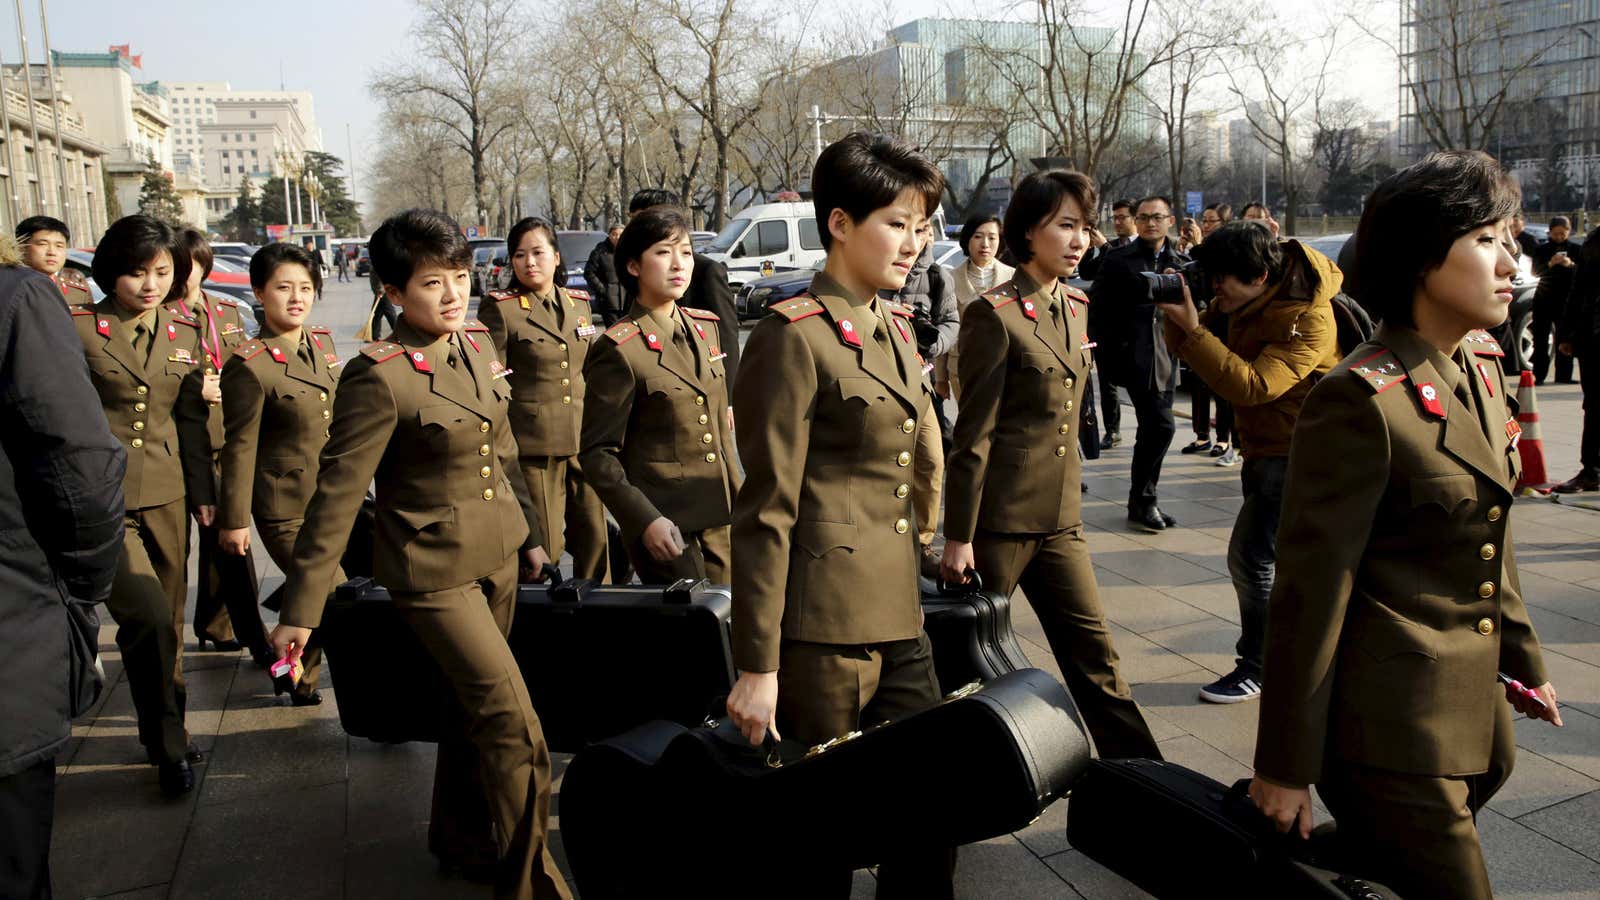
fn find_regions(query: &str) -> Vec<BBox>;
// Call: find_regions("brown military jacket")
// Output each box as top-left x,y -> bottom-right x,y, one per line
57,272 -> 93,307
1255,324 -> 1547,786
579,302 -> 740,541
191,292 -> 257,451
71,299 -> 212,510
477,284 -> 596,457
944,269 -> 1093,541
730,271 -> 930,673
217,327 -> 342,529
278,317 -> 543,628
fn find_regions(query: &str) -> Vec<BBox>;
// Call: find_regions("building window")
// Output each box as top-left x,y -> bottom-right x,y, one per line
249,133 -> 256,142
234,133 -> 242,141
220,134 -> 227,142
223,165 -> 231,173
250,110 -> 257,119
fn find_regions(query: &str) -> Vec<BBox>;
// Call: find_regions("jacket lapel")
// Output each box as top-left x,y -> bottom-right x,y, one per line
523,291 -> 569,343
814,291 -> 920,412
1389,330 -> 1510,493
94,304 -> 151,383
631,305 -> 702,391
1014,271 -> 1076,371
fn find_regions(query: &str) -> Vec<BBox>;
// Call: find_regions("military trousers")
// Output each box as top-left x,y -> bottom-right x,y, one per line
192,526 -> 266,654
912,400 -> 944,547
1318,702 -> 1515,900
776,634 -> 955,900
392,555 -> 571,900
520,454 -> 607,581
628,523 -> 730,585
255,518 -> 332,693
974,525 -> 1161,760
107,499 -> 190,763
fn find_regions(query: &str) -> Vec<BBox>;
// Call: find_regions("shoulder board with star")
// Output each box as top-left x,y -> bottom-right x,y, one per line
565,288 -> 592,303
164,305 -> 199,326
361,341 -> 407,363
1463,329 -> 1505,358
463,319 -> 489,333
234,339 -> 268,361
309,324 -> 332,335
1347,349 -> 1407,393
983,284 -> 1020,309
1063,283 -> 1090,304
487,289 -> 520,303
69,306 -> 94,317
682,306 -> 721,322
768,295 -> 824,322
213,297 -> 239,309
604,320 -> 640,345
885,301 -> 915,319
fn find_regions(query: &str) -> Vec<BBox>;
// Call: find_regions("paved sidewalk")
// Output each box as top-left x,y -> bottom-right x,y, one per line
50,284 -> 1599,898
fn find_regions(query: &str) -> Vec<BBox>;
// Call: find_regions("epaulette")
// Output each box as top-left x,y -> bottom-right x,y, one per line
1064,283 -> 1090,304
768,296 -> 825,322
234,339 -> 268,361
885,302 -> 914,319
487,289 -> 520,303
361,341 -> 407,363
682,306 -> 721,322
165,305 -> 199,326
1463,329 -> 1505,358
69,306 -> 94,317
213,297 -> 239,309
309,324 -> 332,335
463,319 -> 489,332
1347,349 -> 1407,393
983,284 -> 1019,309
604,320 -> 640,344
566,288 -> 592,303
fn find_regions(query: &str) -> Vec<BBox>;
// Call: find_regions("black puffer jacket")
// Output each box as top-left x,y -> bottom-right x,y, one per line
0,253 -> 125,776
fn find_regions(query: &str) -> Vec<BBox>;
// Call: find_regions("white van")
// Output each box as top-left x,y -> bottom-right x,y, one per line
702,200 -> 948,288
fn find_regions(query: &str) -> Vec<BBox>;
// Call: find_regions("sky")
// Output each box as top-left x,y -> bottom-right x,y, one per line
3,0 -> 1400,216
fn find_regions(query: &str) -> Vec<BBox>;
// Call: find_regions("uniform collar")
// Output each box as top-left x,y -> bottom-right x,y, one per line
1010,267 -> 1062,310
111,301 -> 157,329
810,270 -> 874,314
638,302 -> 682,337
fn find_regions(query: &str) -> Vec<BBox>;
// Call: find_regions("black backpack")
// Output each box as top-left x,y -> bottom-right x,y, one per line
1329,292 -> 1374,356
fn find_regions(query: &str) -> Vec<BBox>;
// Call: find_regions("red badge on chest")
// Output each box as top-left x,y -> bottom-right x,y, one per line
1021,300 -> 1038,321
96,318 -> 110,338
409,350 -> 433,374
269,346 -> 287,364
644,330 -> 663,352
837,318 -> 861,348
1505,417 -> 1522,451
1415,381 -> 1446,418
166,323 -> 178,342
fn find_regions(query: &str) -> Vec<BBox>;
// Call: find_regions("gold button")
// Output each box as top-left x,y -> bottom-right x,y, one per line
479,421 -> 490,433
130,437 -> 143,448
1478,582 -> 1496,599
480,466 -> 492,478
895,483 -> 909,499
695,395 -> 705,406
479,444 -> 491,456
134,401 -> 147,412
1065,399 -> 1074,411
1055,445 -> 1067,457
1487,506 -> 1503,522
562,396 -> 572,404
483,488 -> 496,500
1480,544 -> 1496,561
324,429 -> 331,438
894,518 -> 909,534
559,342 -> 568,351
321,409 -> 331,419
901,418 -> 915,433
705,452 -> 717,463
1058,423 -> 1070,434
897,451 -> 911,466
132,420 -> 145,431
561,378 -> 570,387
698,413 -> 709,425
319,392 -> 328,401
559,360 -> 569,369
701,433 -> 713,444
136,385 -> 148,396
1477,618 -> 1494,636
1064,376 -> 1074,389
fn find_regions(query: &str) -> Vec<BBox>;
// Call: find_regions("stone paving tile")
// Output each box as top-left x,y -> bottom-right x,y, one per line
1156,580 -> 1241,626
199,664 -> 348,807
1138,617 -> 1242,680
345,737 -> 438,847
170,781 -> 347,900
1090,546 -> 1221,591
1130,674 -> 1260,768
1485,747 -> 1600,819
1044,849 -> 1156,899
51,763 -> 199,898
1480,806 -> 1600,899
1525,605 -> 1600,667
952,834 -> 1072,897
1102,623 -> 1211,685
1516,790 -> 1600,865
1531,649 -> 1600,719
1512,706 -> 1600,781
1097,579 -> 1216,635
1013,794 -> 1072,859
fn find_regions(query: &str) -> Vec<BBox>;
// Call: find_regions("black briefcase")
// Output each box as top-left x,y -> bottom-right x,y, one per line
919,573 -> 1031,694
560,668 -> 1089,895
1067,758 -> 1402,899
319,577 -> 452,743
507,575 -> 734,753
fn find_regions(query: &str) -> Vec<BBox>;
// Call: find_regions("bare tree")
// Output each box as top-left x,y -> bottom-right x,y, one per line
370,0 -> 520,227
1146,0 -> 1238,214
368,97 -> 470,221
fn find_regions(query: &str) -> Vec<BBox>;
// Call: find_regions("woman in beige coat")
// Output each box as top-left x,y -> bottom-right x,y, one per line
938,215 -> 1013,403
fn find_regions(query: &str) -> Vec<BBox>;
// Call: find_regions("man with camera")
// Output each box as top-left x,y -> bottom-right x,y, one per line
1154,222 -> 1342,703
1088,195 -> 1189,532
1530,216 -> 1581,385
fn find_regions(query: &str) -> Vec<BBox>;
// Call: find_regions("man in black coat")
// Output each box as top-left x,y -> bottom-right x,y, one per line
628,189 -> 740,385
1554,226 -> 1600,493
583,224 -> 625,325
0,243 -> 126,899
1077,198 -> 1136,445
1088,195 -> 1189,533
1530,216 -> 1581,384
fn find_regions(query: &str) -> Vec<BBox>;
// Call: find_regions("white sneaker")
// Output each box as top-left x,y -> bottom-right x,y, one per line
1215,447 -> 1239,467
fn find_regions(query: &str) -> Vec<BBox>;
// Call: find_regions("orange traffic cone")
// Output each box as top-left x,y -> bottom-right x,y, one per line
1515,369 -> 1550,492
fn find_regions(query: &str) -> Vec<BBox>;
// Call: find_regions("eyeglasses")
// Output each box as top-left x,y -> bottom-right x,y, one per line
1111,213 -> 1132,221
1135,213 -> 1172,223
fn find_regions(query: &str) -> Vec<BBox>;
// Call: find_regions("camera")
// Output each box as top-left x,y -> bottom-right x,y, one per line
1137,260 -> 1211,306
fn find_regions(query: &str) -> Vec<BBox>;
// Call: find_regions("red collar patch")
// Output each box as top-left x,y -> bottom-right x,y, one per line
1415,381 -> 1446,418
1021,299 -> 1038,321
644,330 -> 663,352
409,350 -> 433,374
837,317 -> 862,348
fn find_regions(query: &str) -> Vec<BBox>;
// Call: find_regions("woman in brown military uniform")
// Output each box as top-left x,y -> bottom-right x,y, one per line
579,206 -> 740,583
73,215 -> 213,794
939,172 -> 1160,760
477,218 -> 608,580
1249,151 -> 1562,900
269,210 -> 569,900
217,242 -> 339,704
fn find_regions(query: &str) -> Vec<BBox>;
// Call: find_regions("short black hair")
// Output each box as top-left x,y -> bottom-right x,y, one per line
368,209 -> 472,289
614,206 -> 693,297
1354,150 -> 1519,328
249,241 -> 323,295
629,188 -> 678,214
175,227 -> 214,281
812,132 -> 944,252
16,215 -> 68,244
1190,221 -> 1284,286
957,215 -> 1004,259
1203,203 -> 1233,221
1004,170 -> 1099,264
1549,215 -> 1570,230
506,217 -> 564,290
1112,199 -> 1135,213
91,215 -> 191,299
1241,201 -> 1272,219
1135,195 -> 1173,214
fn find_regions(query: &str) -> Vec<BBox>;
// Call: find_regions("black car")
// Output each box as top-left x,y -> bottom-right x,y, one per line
735,261 -> 818,320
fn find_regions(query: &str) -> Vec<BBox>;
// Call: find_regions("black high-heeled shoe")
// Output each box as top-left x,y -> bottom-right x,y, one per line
290,688 -> 322,707
158,759 -> 195,795
196,635 -> 243,652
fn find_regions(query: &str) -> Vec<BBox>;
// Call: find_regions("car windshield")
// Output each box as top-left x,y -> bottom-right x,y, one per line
558,232 -> 605,270
474,247 -> 495,263
704,218 -> 751,254
210,258 -> 247,273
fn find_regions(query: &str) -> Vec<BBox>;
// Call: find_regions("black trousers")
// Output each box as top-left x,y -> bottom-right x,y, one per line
192,518 -> 266,653
1099,368 -> 1122,435
1125,381 -> 1176,510
1531,298 -> 1575,383
0,757 -> 55,900
1192,382 -> 1236,445
370,296 -> 399,341
1582,348 -> 1598,470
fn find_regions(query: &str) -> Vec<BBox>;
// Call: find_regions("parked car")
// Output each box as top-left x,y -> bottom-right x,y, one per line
556,230 -> 606,293
703,201 -> 947,289
65,249 -> 260,331
932,240 -> 966,269
471,242 -> 506,296
691,230 -> 717,251
209,241 -> 259,260
355,245 -> 371,277
735,258 -> 821,320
